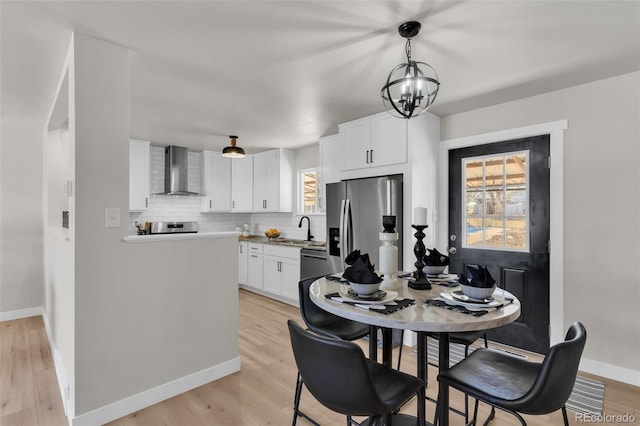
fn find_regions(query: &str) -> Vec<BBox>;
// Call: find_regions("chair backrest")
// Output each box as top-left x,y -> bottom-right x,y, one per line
287,320 -> 388,416
518,322 -> 587,414
298,276 -> 332,330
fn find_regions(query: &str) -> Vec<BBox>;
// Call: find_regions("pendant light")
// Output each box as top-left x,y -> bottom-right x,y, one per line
222,135 -> 245,158
381,21 -> 440,119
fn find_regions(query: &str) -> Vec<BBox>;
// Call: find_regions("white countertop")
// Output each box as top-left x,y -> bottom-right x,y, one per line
123,231 -> 240,243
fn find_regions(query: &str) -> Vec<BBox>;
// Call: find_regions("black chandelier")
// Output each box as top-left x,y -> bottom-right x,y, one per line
381,21 -> 440,119
222,135 -> 245,158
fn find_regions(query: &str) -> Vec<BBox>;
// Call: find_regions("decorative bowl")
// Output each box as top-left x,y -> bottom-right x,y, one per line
424,265 -> 446,275
265,229 -> 281,239
349,281 -> 381,296
460,284 -> 496,300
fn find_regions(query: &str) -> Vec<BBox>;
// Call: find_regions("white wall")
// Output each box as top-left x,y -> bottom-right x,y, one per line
440,71 -> 640,383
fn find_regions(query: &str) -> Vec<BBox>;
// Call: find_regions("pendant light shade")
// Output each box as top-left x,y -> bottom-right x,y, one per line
381,21 -> 440,119
222,135 -> 245,158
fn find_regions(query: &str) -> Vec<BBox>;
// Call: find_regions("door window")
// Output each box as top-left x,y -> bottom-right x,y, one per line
462,151 -> 529,251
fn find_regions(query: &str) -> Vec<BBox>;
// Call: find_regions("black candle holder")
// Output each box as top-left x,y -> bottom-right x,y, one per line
408,224 -> 431,290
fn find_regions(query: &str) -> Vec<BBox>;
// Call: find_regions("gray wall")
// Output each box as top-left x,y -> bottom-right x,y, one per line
440,71 -> 640,379
0,117 -> 44,312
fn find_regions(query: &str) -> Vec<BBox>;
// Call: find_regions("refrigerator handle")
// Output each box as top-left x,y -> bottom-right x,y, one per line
339,199 -> 346,266
345,198 -> 353,261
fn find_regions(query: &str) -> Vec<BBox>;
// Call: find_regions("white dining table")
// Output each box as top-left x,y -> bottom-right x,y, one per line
310,276 -> 521,426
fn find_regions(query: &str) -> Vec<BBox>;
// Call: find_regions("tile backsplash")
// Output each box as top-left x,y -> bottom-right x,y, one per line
130,147 -> 326,240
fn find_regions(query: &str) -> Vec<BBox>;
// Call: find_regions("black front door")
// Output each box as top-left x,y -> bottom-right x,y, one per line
449,135 -> 551,354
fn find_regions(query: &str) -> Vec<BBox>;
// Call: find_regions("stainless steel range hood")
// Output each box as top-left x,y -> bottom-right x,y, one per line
154,145 -> 203,196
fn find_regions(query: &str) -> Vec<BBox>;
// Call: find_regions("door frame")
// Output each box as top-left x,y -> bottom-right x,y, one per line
438,120 -> 567,345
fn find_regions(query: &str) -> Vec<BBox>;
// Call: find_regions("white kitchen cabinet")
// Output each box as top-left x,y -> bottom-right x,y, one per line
201,151 -> 232,212
238,241 -> 248,285
129,139 -> 150,211
340,112 -> 407,171
253,149 -> 294,212
247,242 -> 263,290
231,155 -> 254,212
263,245 -> 300,303
319,134 -> 340,212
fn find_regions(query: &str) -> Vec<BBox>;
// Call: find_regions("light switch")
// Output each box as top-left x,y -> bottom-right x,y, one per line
104,208 -> 120,228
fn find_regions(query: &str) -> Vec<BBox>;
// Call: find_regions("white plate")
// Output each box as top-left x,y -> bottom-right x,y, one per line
439,292 -> 503,309
338,289 -> 398,304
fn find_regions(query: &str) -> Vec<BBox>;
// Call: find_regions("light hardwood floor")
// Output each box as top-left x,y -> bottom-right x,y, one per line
2,289 -> 639,425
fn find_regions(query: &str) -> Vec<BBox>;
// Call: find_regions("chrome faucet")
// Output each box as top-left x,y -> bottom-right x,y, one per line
298,216 -> 313,241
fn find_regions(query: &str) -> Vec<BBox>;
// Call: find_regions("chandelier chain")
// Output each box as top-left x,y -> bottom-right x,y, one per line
405,38 -> 412,62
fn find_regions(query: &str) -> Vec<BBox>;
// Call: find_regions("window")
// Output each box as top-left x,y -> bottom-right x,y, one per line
462,151 -> 529,251
298,168 -> 321,214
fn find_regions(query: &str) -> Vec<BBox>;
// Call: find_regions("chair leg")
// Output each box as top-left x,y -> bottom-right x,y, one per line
561,405 -> 569,426
292,373 -> 302,426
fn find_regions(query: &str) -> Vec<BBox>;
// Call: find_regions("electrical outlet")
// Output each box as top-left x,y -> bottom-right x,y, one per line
104,208 -> 120,228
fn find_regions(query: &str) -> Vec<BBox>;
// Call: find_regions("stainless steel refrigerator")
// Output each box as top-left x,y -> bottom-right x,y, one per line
326,175 -> 403,273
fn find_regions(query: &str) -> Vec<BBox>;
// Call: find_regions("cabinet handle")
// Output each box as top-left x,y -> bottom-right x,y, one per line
366,150 -> 370,164
240,245 -> 243,254
370,149 -> 373,163
209,200 -> 212,209
232,200 -> 235,209
251,254 -> 258,258
145,197 -> 148,208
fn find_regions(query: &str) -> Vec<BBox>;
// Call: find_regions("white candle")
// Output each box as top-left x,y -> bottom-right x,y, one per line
414,206 -> 427,225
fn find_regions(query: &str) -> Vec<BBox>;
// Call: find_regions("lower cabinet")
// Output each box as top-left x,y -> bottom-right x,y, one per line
247,243 -> 264,290
238,242 -> 248,285
239,242 -> 301,305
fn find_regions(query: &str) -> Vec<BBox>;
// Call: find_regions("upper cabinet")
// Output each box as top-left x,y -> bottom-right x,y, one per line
319,134 -> 340,212
340,112 -> 408,171
201,151 -> 232,212
231,155 -> 254,212
253,149 -> 294,212
129,139 -> 150,211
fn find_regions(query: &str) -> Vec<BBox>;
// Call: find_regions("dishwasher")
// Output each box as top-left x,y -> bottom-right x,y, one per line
300,249 -> 336,280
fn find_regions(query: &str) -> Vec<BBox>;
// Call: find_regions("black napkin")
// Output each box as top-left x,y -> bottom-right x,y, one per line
425,248 -> 450,266
342,252 -> 382,284
458,265 -> 495,288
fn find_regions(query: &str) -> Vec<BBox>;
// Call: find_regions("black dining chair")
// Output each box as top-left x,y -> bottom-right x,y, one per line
288,320 -> 425,426
437,322 -> 587,426
294,276 -> 370,425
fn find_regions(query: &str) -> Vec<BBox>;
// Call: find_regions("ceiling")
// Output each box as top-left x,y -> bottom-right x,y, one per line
2,1 -> 639,153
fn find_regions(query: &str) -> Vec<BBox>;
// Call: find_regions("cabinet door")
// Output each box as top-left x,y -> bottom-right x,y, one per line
232,155 -> 254,212
202,151 -> 232,212
263,256 -> 281,294
238,242 -> 248,285
280,258 -> 301,302
253,150 -> 280,211
341,119 -> 371,171
247,253 -> 263,289
129,140 -> 150,211
371,114 -> 408,167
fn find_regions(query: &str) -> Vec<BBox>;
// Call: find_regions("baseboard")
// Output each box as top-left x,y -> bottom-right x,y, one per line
71,356 -> 242,426
0,306 -> 44,322
580,357 -> 640,387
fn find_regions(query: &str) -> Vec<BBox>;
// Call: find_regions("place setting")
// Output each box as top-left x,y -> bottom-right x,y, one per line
324,250 -> 415,314
426,265 -> 514,316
